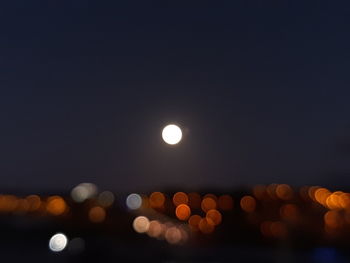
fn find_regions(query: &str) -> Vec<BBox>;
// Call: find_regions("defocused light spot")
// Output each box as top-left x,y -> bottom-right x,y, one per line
172,192 -> 188,206
204,193 -> 218,202
49,233 -> 68,252
149,192 -> 165,209
15,199 -> 30,214
266,184 -> 278,200
165,226 -> 182,244
126,193 -> 142,210
26,195 -> 41,211
339,193 -> 350,209
218,195 -> 233,211
133,216 -> 150,233
98,191 -> 115,207
240,195 -> 256,213
253,185 -> 267,200
162,124 -> 182,145
0,195 -> 18,212
315,188 -> 331,206
198,218 -> 215,234
71,183 -> 97,203
188,192 -> 201,209
276,184 -> 293,200
308,186 -> 321,201
89,206 -> 106,223
175,204 -> 191,221
188,215 -> 201,230
201,197 -> 217,212
280,204 -> 299,221
147,220 -> 164,238
299,186 -> 310,201
206,209 -> 222,225
47,196 -> 67,216
324,210 -> 342,229
326,192 -> 343,210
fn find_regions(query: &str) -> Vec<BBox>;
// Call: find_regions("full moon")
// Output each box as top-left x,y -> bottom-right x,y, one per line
162,124 -> 182,145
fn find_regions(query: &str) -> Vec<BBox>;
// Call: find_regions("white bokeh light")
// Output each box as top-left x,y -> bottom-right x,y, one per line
162,124 -> 182,145
126,193 -> 142,210
49,233 -> 68,252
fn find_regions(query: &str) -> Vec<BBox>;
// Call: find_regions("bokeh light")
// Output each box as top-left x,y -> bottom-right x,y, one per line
173,192 -> 188,206
133,216 -> 150,233
149,192 -> 165,209
201,197 -> 217,212
175,204 -> 191,221
240,195 -> 256,213
198,218 -> 215,234
49,233 -> 68,252
126,193 -> 142,210
98,191 -> 115,207
46,196 -> 67,216
89,206 -> 106,223
206,209 -> 222,226
165,226 -> 182,244
71,183 -> 97,203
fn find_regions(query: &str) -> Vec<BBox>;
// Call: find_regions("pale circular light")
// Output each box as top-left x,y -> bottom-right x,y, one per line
133,216 -> 150,233
49,233 -> 68,252
126,193 -> 142,210
162,124 -> 182,145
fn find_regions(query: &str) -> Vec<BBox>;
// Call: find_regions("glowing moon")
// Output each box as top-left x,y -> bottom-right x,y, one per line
162,124 -> 182,145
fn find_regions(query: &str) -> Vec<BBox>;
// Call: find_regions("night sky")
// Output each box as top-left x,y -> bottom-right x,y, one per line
1,1 -> 350,192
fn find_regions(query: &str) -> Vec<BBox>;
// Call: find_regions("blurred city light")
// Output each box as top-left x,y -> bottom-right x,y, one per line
49,233 -> 68,252
133,216 -> 150,233
126,193 -> 142,210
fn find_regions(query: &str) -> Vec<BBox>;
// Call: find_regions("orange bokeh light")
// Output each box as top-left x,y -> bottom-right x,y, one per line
276,184 -> 293,200
324,210 -> 342,229
176,204 -> 191,221
188,215 -> 201,230
253,185 -> 267,200
198,218 -> 215,234
206,209 -> 222,225
314,188 -> 331,206
240,195 -> 256,213
26,195 -> 41,211
201,197 -> 217,212
280,204 -> 299,221
173,192 -> 188,206
46,196 -> 67,216
89,206 -> 106,223
149,192 -> 166,209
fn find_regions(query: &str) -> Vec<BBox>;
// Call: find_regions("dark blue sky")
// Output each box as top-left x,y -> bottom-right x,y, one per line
1,1 -> 350,191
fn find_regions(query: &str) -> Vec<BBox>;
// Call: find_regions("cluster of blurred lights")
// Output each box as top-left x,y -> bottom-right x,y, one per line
4,182 -> 350,246
71,183 -> 98,203
131,191 -> 233,237
132,215 -> 189,245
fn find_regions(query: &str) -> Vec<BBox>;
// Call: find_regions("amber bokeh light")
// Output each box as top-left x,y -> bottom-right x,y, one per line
176,204 -> 191,220
240,195 -> 256,213
149,192 -> 166,209
173,192 -> 188,206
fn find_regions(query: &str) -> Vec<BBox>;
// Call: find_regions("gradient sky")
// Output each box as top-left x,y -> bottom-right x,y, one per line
1,1 -> 350,191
